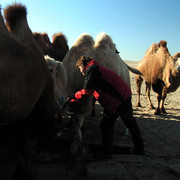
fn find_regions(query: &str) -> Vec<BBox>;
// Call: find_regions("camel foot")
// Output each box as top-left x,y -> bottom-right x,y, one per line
161,109 -> 167,114
136,103 -> 142,107
154,108 -> 161,115
149,105 -> 155,109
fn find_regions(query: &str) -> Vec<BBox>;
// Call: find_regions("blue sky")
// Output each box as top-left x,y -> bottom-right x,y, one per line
1,0 -> 180,61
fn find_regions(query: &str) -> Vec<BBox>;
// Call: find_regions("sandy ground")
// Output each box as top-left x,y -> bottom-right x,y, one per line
1,61 -> 180,180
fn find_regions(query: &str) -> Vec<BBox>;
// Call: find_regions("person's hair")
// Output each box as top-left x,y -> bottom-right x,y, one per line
76,56 -> 93,67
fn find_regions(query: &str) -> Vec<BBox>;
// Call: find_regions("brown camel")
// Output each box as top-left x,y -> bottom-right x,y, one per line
1,3 -> 55,179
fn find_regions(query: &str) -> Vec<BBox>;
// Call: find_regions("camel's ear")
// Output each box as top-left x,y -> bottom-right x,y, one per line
158,40 -> 167,48
116,49 -> 120,54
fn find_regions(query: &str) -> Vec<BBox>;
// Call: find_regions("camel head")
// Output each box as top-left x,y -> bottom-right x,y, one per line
172,52 -> 180,61
60,95 -> 93,116
165,50 -> 180,91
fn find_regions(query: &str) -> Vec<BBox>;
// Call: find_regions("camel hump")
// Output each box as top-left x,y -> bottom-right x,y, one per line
95,32 -> 113,47
158,40 -> 167,48
94,32 -> 117,53
42,32 -> 51,44
73,33 -> 94,48
52,32 -> 68,45
33,32 -> 43,40
4,3 -> 27,30
96,32 -> 112,42
33,32 -> 51,45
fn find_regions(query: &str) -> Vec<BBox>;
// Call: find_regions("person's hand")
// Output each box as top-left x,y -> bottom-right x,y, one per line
66,93 -> 75,101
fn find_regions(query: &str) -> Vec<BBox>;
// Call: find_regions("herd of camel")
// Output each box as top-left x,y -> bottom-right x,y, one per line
0,2 -> 180,180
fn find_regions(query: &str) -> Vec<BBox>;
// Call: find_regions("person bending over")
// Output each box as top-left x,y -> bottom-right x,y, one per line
69,56 -> 144,159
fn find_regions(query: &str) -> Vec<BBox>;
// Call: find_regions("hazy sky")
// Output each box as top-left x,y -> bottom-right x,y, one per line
1,0 -> 180,61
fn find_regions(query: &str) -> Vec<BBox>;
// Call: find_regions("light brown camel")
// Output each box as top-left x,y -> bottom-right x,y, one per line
136,40 -> 180,115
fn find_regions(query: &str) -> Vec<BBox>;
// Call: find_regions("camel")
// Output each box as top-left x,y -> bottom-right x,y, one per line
135,40 -> 180,115
45,55 -> 67,119
1,3 -> 55,179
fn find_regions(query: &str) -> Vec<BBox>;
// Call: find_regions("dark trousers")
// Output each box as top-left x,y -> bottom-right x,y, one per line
101,97 -> 144,155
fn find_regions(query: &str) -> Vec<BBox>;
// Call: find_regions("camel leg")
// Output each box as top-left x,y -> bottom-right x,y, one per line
154,93 -> 162,115
136,75 -> 143,107
152,80 -> 164,115
160,87 -> 168,114
145,82 -> 155,109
